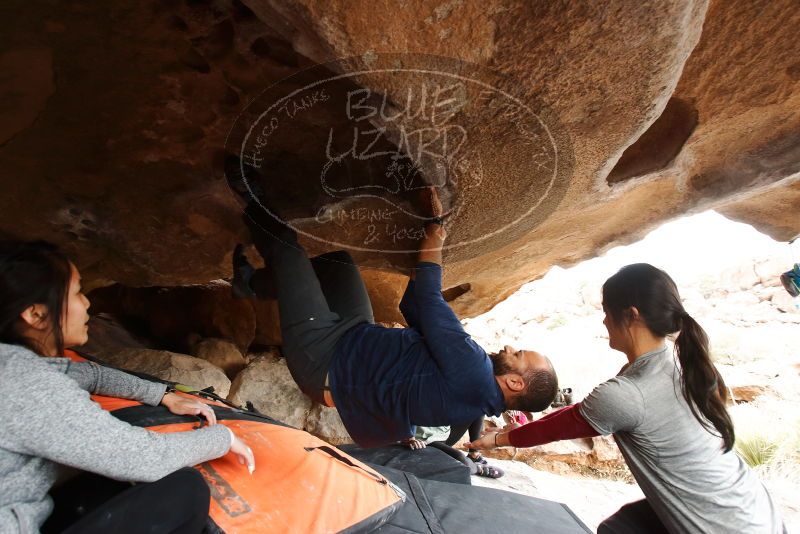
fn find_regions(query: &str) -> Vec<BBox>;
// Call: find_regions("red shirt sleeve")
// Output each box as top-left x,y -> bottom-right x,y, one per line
507,403 -> 600,447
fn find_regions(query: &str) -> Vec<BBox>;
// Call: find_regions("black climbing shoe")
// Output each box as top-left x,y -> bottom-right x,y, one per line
231,244 -> 257,299
467,452 -> 488,465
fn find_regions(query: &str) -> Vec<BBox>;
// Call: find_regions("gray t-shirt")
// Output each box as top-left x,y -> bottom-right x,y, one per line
580,346 -> 784,533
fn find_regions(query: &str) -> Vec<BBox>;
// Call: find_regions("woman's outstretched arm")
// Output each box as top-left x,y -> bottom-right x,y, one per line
61,358 -> 167,405
2,346 -> 234,482
466,403 -> 600,450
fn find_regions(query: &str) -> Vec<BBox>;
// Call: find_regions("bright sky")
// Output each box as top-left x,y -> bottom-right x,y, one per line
537,211 -> 795,291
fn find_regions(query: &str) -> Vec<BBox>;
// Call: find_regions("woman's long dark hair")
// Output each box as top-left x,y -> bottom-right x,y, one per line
0,240 -> 72,356
602,263 -> 735,452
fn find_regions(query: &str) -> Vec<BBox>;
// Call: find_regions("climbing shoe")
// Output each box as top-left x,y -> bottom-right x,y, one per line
467,452 -> 488,465
474,464 -> 504,479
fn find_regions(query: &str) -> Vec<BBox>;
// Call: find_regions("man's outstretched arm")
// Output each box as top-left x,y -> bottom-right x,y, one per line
417,223 -> 445,265
414,221 -> 487,376
399,278 -> 421,329
399,216 -> 446,329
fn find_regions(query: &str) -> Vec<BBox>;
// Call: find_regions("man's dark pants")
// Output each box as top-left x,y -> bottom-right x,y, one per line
247,212 -> 374,404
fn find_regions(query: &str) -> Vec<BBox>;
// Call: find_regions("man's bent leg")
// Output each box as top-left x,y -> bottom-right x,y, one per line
243,205 -> 341,400
244,205 -> 334,327
311,250 -> 374,324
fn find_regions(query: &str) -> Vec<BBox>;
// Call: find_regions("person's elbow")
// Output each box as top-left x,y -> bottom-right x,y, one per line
398,301 -> 415,324
123,460 -> 189,483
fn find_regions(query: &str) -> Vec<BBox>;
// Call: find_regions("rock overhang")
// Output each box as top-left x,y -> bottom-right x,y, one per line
0,0 -> 798,320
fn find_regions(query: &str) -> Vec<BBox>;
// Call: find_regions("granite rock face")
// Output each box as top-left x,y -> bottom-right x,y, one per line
190,337 -> 248,379
227,351 -> 352,443
228,354 -> 313,429
245,0 -> 800,317
1,0 -> 798,321
88,280 -> 258,354
95,347 -> 232,398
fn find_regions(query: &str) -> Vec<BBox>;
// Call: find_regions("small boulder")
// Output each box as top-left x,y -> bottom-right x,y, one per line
190,337 -> 247,380
720,291 -> 760,309
721,264 -> 760,292
771,290 -> 800,314
754,257 -> 787,288
580,284 -> 603,310
94,347 -> 231,397
227,354 -> 312,429
591,435 -> 622,463
305,404 -> 352,445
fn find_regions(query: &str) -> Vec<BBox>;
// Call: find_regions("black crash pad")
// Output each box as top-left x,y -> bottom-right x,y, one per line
367,464 -> 592,534
340,443 -> 471,485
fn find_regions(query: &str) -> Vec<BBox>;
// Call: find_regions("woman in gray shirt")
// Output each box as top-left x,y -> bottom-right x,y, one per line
0,240 -> 255,533
469,263 -> 785,533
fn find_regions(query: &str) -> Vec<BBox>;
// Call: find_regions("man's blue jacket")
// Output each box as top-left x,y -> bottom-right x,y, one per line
329,262 -> 505,447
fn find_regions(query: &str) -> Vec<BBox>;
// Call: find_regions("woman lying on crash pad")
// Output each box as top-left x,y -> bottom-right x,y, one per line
467,263 -> 786,534
0,240 -> 255,534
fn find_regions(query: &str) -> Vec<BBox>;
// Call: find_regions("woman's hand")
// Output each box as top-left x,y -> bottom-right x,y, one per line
161,392 -> 217,426
465,430 -> 511,450
502,420 -> 522,432
230,434 -> 256,474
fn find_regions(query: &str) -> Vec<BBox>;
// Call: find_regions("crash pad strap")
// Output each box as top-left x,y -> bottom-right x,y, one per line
305,446 -> 389,486
403,472 -> 445,534
110,403 -> 290,428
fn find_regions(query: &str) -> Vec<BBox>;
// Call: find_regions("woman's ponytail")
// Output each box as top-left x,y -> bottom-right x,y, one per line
675,313 -> 735,452
603,263 -> 736,452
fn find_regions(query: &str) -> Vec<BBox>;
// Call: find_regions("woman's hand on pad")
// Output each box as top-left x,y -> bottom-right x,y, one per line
161,392 -> 217,426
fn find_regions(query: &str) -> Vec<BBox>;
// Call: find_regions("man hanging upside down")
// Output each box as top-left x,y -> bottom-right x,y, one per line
233,188 -> 558,447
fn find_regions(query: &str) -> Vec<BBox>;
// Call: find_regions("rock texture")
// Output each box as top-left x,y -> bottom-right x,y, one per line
190,337 -> 247,379
228,353 -> 312,428
82,313 -> 156,354
227,351 -> 352,443
237,0 -> 800,318
89,280 -> 258,354
304,404 -> 352,446
730,385 -> 775,404
487,433 -> 626,477
0,0 -> 798,321
95,347 -> 232,398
